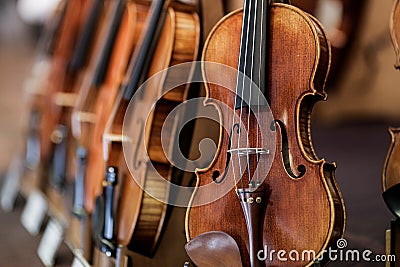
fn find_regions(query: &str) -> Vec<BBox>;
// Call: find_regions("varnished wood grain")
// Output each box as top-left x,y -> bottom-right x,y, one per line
186,4 -> 345,266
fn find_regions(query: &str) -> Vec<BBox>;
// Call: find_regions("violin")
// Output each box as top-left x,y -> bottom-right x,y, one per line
382,0 -> 400,218
35,0 -> 118,254
23,0 -> 67,120
19,0 -> 90,194
0,1 -> 69,212
38,0 -> 92,177
185,1 -> 345,266
98,0 -> 200,262
70,0 -> 149,259
17,0 -> 66,176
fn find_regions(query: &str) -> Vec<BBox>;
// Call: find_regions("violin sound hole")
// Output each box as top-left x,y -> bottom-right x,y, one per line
212,170 -> 221,182
271,120 -> 306,179
211,123 -> 240,184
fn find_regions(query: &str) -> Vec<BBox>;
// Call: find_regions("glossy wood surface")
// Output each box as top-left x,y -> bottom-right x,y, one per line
186,4 -> 345,266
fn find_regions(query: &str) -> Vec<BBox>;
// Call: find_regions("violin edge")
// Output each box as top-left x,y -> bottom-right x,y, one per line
390,0 -> 400,69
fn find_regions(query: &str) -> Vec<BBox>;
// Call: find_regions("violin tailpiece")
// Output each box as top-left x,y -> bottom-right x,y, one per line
237,184 -> 271,267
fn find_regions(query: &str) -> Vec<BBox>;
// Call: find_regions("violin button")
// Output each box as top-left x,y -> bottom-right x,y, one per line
247,197 -> 254,204
256,197 -> 262,204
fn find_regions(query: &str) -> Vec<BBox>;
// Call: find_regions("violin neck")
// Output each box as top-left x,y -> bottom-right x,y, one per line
91,0 -> 125,87
123,0 -> 168,101
235,0 -> 270,109
68,0 -> 104,75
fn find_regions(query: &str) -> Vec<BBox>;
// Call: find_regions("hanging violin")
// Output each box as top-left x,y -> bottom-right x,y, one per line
97,0 -> 200,262
70,0 -> 149,260
38,0 -> 92,178
382,0 -> 400,218
0,1 -> 69,212
17,0 -> 90,194
185,0 -> 345,266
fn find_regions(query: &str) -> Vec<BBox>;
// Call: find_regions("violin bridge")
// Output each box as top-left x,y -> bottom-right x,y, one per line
227,148 -> 270,156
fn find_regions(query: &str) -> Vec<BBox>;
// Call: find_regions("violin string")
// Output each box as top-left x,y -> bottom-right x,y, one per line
232,0 -> 250,189
247,0 -> 258,188
256,0 -> 265,186
239,0 -> 253,191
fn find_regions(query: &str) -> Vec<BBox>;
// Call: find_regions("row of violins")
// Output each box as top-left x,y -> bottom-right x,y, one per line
6,0 -> 398,266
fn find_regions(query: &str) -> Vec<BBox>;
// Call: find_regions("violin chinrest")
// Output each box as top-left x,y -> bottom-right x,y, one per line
383,183 -> 400,218
185,231 -> 243,267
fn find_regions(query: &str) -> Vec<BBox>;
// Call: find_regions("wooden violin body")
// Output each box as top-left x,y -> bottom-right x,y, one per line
384,0 -> 400,192
186,3 -> 345,266
382,0 -> 400,218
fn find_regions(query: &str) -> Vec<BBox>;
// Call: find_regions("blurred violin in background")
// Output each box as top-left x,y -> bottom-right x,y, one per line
70,0 -> 149,261
94,0 -> 200,265
17,0 -> 91,194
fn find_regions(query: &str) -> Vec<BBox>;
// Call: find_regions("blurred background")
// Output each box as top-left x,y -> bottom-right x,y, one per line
0,0 -> 398,266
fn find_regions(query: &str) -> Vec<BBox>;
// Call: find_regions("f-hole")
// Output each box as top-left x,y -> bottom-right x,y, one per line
271,120 -> 306,179
212,123 -> 240,184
